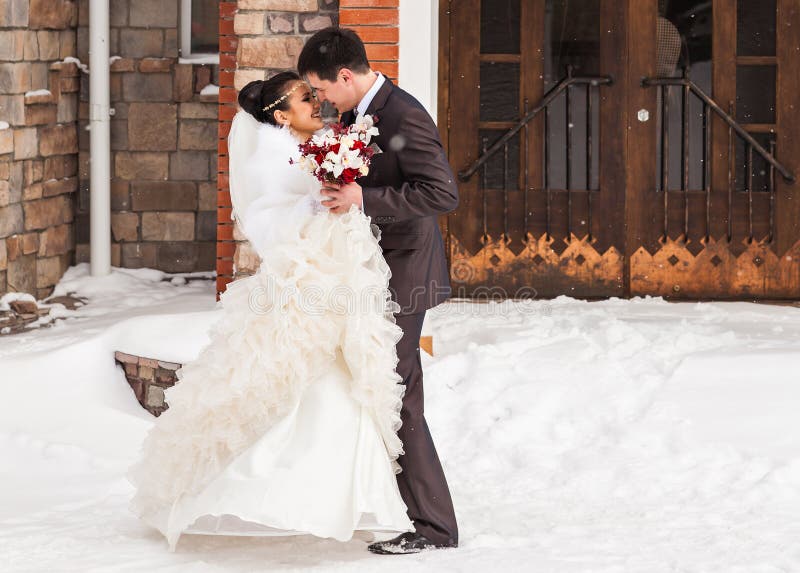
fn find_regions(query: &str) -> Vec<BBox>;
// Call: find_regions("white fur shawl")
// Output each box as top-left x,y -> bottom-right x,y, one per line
227,111 -> 323,259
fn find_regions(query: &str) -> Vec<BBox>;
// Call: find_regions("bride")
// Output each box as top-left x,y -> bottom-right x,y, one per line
127,71 -> 413,550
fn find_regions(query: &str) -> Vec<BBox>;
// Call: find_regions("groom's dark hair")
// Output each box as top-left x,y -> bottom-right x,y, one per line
297,27 -> 370,82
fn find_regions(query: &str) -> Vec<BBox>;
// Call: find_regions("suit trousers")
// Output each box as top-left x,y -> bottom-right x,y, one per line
393,311 -> 458,546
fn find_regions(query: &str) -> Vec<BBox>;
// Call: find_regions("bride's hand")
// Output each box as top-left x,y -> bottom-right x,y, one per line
320,182 -> 363,214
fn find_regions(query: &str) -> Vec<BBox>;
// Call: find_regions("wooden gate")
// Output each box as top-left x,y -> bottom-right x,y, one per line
439,0 -> 800,299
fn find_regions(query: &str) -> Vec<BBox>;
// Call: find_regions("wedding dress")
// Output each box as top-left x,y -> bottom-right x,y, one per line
127,111 -> 413,550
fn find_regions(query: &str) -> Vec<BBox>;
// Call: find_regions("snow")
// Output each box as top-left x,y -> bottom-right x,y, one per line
0,291 -> 37,312
24,89 -> 52,98
200,83 -> 219,96
2,264 -> 800,572
62,56 -> 89,74
179,54 -> 221,66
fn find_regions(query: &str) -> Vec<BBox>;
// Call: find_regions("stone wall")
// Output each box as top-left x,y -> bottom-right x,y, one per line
0,0 -> 79,299
114,350 -> 179,416
75,0 -> 220,273
216,0 -> 340,298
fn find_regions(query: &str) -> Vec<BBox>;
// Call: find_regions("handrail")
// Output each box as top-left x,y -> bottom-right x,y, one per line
643,76 -> 795,183
458,74 -> 613,182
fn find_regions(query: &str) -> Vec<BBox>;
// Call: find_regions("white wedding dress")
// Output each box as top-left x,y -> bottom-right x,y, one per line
127,112 -> 413,550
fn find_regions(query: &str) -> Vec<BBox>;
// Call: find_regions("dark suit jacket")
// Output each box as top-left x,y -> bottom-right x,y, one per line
341,79 -> 459,315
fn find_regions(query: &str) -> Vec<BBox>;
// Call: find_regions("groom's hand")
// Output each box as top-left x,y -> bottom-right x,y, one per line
320,182 -> 363,215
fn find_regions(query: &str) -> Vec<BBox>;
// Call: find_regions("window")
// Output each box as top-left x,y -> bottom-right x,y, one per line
180,0 -> 219,62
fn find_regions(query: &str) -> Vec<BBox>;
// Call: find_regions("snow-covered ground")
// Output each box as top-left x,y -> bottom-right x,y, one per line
2,263 -> 800,572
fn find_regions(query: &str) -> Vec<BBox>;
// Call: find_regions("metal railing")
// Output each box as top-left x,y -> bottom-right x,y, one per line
459,70 -> 613,243
458,71 -> 613,182
643,75 -> 795,243
458,71 -> 795,246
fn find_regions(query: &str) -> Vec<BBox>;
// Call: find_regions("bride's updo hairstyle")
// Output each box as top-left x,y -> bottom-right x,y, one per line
238,71 -> 301,125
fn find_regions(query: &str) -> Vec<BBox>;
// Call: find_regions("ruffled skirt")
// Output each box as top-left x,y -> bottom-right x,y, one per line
128,208 -> 411,550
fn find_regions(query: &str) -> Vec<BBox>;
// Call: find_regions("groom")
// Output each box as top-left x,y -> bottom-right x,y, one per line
298,28 -> 459,554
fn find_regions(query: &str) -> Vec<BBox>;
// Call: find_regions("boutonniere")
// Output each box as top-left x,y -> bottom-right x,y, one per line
363,115 -> 382,154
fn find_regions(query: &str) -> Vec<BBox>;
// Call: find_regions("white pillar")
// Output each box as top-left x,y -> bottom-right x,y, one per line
89,0 -> 111,276
399,0 -> 438,122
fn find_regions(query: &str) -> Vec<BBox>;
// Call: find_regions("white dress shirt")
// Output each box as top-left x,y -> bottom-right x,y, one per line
356,72 -> 385,118
354,72 -> 385,212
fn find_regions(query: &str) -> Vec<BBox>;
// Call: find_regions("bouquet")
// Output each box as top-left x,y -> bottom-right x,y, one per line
292,114 -> 380,184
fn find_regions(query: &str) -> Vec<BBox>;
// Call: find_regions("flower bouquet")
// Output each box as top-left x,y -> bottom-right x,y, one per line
292,114 -> 380,184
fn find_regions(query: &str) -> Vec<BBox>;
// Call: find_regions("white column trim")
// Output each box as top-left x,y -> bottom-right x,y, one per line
398,0 -> 439,123
89,0 -> 111,276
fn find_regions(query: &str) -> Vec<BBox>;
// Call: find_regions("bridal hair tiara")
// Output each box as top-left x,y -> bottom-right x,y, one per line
262,82 -> 303,112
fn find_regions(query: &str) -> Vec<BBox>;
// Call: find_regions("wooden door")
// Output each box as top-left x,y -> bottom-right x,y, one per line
443,0 -> 627,299
627,0 -> 800,298
440,0 -> 800,300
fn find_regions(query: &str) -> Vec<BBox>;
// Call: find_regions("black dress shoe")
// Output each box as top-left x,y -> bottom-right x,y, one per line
367,532 -> 457,555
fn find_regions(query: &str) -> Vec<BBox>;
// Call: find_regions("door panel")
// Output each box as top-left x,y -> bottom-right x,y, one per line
446,0 -> 625,299
442,0 -> 800,299
628,0 -> 800,298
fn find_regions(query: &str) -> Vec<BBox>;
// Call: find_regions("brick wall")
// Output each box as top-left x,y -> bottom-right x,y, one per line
216,1 -> 237,297
75,0 -> 220,274
0,0 -> 79,299
215,0 -> 401,299
339,0 -> 398,80
216,0 -> 340,299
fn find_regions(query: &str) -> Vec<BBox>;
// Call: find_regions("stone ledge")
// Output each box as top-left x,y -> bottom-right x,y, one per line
237,0 -> 318,12
24,91 -> 55,105
0,293 -> 87,336
110,58 -> 136,73
49,61 -> 81,77
139,58 -> 173,73
114,351 -> 180,416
